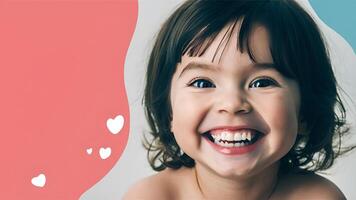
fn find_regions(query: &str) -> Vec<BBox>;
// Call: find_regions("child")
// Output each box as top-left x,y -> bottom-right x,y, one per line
124,0 -> 354,199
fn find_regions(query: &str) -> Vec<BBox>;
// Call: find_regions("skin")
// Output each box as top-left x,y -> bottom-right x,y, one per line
123,167 -> 346,200
123,22 -> 346,200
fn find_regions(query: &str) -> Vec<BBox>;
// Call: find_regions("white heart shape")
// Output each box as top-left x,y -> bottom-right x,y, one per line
99,147 -> 111,160
31,173 -> 46,187
86,148 -> 93,155
106,115 -> 124,134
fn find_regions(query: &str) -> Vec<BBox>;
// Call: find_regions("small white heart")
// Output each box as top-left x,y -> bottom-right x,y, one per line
99,147 -> 111,160
106,115 -> 124,134
86,148 -> 93,155
31,173 -> 46,187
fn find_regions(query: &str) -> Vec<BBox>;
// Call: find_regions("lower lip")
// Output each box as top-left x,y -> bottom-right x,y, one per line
204,137 -> 262,155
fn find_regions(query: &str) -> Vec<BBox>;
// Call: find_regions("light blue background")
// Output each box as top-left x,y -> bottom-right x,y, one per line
310,0 -> 356,51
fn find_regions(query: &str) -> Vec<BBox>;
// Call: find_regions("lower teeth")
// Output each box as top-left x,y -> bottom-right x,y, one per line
214,141 -> 251,147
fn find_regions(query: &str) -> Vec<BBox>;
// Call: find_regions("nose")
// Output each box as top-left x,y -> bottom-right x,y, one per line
215,88 -> 252,115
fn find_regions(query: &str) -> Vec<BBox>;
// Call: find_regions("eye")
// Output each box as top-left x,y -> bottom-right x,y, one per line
188,78 -> 215,88
249,77 -> 278,88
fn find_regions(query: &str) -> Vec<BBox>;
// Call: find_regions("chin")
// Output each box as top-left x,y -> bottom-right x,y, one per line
208,163 -> 257,179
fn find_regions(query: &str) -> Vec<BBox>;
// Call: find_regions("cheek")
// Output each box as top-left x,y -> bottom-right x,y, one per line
171,91 -> 211,147
271,103 -> 298,133
258,93 -> 299,140
253,93 -> 299,160
171,92 -> 202,133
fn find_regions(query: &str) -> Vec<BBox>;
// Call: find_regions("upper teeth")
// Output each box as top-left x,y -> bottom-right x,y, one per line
211,130 -> 253,142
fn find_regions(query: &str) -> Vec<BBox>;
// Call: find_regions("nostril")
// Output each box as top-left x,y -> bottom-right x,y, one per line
216,98 -> 252,115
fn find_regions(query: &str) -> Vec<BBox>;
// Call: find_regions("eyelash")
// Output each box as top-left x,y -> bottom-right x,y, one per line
187,77 -> 215,88
250,77 -> 279,88
187,76 -> 278,89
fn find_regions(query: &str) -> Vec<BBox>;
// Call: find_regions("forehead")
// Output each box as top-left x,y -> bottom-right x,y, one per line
181,20 -> 273,66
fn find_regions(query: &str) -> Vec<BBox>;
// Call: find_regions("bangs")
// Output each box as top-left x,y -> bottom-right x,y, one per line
179,0 -> 315,80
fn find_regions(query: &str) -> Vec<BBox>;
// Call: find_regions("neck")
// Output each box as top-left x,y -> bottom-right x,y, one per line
194,162 -> 280,200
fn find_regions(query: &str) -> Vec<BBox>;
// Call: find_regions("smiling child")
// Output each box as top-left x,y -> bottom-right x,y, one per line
124,0 -> 353,199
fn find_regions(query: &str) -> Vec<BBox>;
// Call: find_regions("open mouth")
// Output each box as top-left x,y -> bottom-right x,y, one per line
202,129 -> 264,148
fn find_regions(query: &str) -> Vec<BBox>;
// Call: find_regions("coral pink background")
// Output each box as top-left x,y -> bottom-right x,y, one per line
0,1 -> 137,199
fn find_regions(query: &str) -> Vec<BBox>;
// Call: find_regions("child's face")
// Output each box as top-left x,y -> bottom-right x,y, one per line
170,22 -> 301,178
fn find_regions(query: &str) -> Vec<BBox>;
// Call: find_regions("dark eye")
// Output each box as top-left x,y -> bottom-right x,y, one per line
249,78 -> 277,88
189,79 -> 215,88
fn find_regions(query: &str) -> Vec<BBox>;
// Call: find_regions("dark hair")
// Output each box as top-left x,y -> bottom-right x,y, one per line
143,0 -> 355,173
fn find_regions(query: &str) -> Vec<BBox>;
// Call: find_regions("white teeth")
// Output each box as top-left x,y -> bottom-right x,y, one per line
209,129 -> 259,148
221,132 -> 227,140
241,132 -> 246,140
234,133 -> 242,141
246,132 -> 251,141
226,133 -> 233,141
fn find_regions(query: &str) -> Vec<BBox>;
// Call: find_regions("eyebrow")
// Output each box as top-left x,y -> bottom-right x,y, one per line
178,61 -> 275,78
178,62 -> 217,78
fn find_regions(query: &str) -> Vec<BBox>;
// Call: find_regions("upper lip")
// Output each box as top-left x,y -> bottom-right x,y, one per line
204,125 -> 265,135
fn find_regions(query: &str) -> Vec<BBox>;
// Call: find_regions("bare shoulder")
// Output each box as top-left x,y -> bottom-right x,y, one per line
276,172 -> 346,200
123,168 -> 191,200
122,171 -> 172,200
